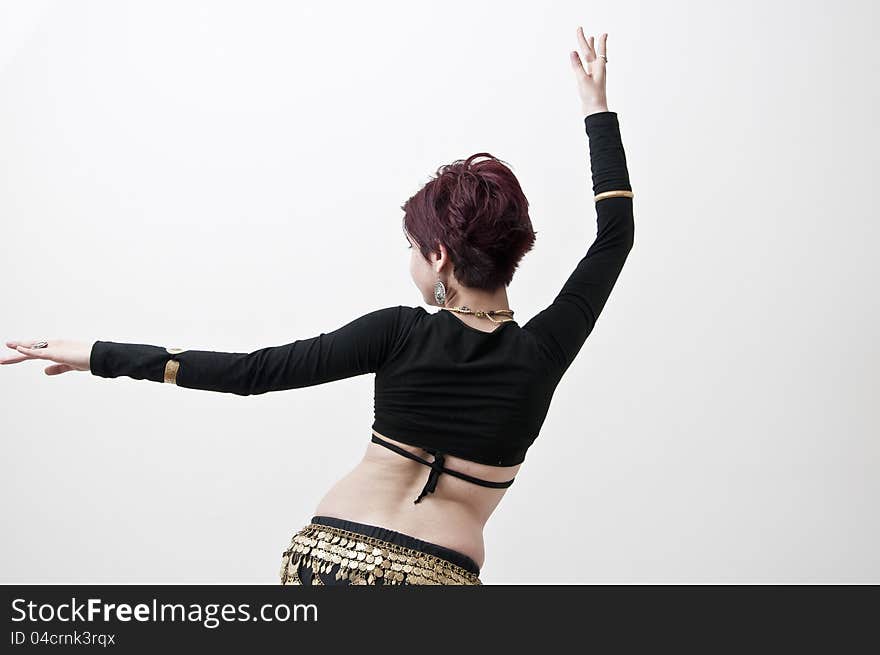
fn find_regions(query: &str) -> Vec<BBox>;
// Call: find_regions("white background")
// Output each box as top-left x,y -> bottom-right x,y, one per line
1,0 -> 877,583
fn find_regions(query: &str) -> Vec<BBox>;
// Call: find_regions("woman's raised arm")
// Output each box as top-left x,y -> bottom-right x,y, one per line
521,30 -> 635,373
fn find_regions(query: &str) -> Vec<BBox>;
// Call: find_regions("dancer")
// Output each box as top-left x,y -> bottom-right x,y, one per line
3,27 -> 634,586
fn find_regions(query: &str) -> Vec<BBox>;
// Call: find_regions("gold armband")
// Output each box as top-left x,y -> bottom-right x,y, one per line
594,190 -> 634,202
164,347 -> 187,385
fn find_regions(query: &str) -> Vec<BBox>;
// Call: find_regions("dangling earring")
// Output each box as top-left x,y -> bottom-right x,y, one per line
433,279 -> 447,306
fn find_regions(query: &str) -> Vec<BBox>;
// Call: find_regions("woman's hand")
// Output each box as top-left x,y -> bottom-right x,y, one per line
1,339 -> 95,375
570,27 -> 610,118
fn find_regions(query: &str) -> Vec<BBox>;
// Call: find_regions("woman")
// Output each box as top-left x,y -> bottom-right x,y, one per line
3,27 -> 634,585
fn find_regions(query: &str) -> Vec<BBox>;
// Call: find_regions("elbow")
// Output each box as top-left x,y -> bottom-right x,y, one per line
613,215 -> 635,255
596,198 -> 635,253
619,208 -> 635,253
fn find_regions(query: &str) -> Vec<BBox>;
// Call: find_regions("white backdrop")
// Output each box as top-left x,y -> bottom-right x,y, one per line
1,0 -> 876,584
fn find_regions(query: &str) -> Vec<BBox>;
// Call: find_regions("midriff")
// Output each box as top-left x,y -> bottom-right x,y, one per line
311,428 -> 523,570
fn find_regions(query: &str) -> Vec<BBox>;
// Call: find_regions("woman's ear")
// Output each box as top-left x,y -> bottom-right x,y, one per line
434,242 -> 451,273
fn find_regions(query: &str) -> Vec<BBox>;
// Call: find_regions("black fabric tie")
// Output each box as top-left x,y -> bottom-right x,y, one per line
369,433 -> 516,501
414,452 -> 446,504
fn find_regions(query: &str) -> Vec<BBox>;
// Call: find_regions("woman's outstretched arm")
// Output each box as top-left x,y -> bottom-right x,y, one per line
4,305 -> 420,395
90,305 -> 418,395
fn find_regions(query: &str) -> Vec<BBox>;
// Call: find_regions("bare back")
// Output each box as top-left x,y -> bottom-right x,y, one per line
312,429 -> 523,569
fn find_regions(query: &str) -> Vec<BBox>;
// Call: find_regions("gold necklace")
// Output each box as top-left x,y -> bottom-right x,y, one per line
439,305 -> 516,324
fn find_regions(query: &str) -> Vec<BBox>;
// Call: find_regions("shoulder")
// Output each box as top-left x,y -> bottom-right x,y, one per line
350,305 -> 427,336
366,305 -> 427,366
393,304 -> 429,333
366,304 -> 426,321
393,305 -> 428,330
399,304 -> 428,318
378,304 -> 428,321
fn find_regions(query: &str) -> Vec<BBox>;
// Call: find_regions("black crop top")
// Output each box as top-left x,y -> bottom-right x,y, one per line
89,110 -> 634,502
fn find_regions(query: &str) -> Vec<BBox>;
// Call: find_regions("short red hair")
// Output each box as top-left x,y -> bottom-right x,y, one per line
401,152 -> 537,290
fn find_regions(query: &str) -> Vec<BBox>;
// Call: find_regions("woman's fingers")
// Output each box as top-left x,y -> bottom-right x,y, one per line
5,339 -> 52,360
595,33 -> 608,77
6,339 -> 49,349
569,49 -> 589,77
577,26 -> 595,64
574,28 -> 609,80
597,32 -> 608,63
15,345 -> 50,359
575,28 -> 593,77
1,340 -> 51,364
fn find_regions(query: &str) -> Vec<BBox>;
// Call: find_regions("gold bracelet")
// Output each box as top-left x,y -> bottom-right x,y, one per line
163,347 -> 186,385
594,189 -> 634,202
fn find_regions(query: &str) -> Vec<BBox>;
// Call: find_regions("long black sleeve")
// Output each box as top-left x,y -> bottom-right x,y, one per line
90,305 -> 416,395
521,110 -> 635,373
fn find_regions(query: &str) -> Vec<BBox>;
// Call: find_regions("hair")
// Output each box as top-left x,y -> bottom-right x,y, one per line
401,152 -> 537,290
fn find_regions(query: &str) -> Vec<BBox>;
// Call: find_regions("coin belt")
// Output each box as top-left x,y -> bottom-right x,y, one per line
279,522 -> 482,586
